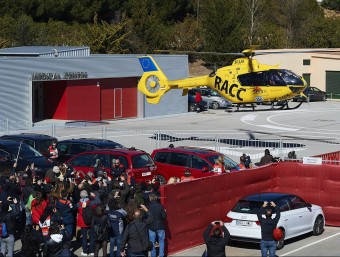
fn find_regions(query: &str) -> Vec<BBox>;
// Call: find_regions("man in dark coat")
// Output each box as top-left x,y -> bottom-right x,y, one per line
56,189 -> 76,242
257,201 -> 281,257
120,204 -> 153,257
203,220 -> 230,257
110,159 -> 125,180
147,193 -> 166,257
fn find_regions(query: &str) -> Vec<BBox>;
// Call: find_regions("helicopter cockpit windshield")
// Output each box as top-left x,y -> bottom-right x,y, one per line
278,69 -> 304,86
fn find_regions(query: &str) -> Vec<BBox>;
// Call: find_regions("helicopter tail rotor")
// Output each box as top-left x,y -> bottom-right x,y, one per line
137,56 -> 170,104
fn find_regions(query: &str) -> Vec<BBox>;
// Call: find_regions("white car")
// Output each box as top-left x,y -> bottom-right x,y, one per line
224,192 -> 325,249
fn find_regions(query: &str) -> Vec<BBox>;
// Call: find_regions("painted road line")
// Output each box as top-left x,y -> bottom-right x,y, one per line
280,232 -> 340,256
258,125 -> 299,131
241,114 -> 300,131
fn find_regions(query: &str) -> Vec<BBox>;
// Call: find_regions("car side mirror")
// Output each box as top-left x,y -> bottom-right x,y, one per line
202,167 -> 209,172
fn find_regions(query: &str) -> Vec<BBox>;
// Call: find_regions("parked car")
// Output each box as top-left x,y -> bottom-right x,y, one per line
224,192 -> 325,249
0,133 -> 57,157
57,138 -> 125,163
0,140 -> 53,177
189,88 -> 233,109
188,92 -> 208,112
151,146 -> 238,184
65,148 -> 156,184
293,87 -> 327,102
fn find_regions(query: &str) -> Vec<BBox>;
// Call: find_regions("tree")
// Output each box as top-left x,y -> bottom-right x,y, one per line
200,0 -> 247,65
243,0 -> 266,47
166,16 -> 203,51
321,0 -> 340,11
12,15 -> 37,46
81,15 -> 131,54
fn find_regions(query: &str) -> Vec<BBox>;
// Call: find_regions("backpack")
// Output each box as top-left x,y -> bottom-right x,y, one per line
82,205 -> 94,226
94,217 -> 109,241
0,222 -> 8,238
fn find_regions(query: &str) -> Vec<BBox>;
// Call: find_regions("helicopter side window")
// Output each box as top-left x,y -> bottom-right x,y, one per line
238,72 -> 266,86
266,70 -> 286,86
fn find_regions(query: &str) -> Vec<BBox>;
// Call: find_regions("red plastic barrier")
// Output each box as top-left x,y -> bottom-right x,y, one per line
314,151 -> 340,165
160,162 -> 340,255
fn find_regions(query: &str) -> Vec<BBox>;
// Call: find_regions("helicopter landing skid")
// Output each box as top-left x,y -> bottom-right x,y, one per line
229,100 -> 303,113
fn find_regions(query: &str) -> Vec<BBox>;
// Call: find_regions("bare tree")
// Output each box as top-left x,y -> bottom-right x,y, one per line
244,0 -> 265,47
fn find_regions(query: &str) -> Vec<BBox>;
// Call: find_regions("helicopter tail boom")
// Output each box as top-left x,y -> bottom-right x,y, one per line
137,56 -> 212,104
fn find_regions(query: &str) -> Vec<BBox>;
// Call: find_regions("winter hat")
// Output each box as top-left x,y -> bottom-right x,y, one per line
53,166 -> 60,173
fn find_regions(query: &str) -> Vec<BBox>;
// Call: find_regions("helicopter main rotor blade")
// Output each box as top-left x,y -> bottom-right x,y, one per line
154,50 -> 244,56
254,49 -> 340,55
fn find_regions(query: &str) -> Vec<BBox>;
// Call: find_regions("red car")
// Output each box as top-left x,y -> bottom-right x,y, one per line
151,146 -> 238,184
65,148 -> 156,184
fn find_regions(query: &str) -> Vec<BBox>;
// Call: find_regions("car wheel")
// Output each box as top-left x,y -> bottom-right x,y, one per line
189,104 -> 196,112
157,175 -> 166,185
276,229 -> 285,250
313,215 -> 324,236
212,102 -> 220,110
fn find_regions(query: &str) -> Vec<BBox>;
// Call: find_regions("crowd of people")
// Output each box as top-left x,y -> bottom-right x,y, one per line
0,156 -> 166,257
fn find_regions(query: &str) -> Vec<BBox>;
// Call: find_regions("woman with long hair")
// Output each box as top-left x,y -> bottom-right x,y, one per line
93,204 -> 110,257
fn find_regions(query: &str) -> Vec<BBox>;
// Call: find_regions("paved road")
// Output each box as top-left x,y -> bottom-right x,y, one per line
171,226 -> 340,257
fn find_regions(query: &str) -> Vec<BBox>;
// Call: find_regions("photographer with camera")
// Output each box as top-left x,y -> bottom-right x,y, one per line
203,220 -> 230,257
257,201 -> 281,257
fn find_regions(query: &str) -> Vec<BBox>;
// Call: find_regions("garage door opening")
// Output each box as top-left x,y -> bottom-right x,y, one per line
32,77 -> 138,122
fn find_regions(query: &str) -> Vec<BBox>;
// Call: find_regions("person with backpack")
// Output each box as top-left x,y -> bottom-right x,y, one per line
77,190 -> 101,256
107,199 -> 127,257
0,197 -> 20,257
120,204 -> 153,257
93,205 -> 110,257
56,189 -> 76,242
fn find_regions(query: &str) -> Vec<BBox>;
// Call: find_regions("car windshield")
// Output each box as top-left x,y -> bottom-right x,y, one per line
40,140 -> 55,152
209,90 -> 220,96
232,200 -> 278,214
6,144 -> 43,159
208,154 -> 238,170
132,154 -> 155,168
101,142 -> 125,149
232,200 -> 263,214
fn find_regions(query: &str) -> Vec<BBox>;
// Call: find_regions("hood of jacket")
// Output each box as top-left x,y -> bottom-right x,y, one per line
51,233 -> 63,243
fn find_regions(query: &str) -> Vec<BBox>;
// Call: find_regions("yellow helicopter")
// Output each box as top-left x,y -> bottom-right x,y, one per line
137,49 -> 308,110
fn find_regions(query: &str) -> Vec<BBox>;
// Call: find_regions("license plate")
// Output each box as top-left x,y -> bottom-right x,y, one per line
142,172 -> 151,176
236,220 -> 252,226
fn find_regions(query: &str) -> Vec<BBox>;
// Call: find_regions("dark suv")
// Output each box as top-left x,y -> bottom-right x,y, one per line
0,133 -> 57,157
57,138 -> 125,163
0,140 -> 53,177
151,146 -> 238,184
65,148 -> 156,184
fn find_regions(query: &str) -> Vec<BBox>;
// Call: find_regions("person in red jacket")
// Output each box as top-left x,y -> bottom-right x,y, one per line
31,191 -> 47,226
77,190 -> 101,256
194,91 -> 203,113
